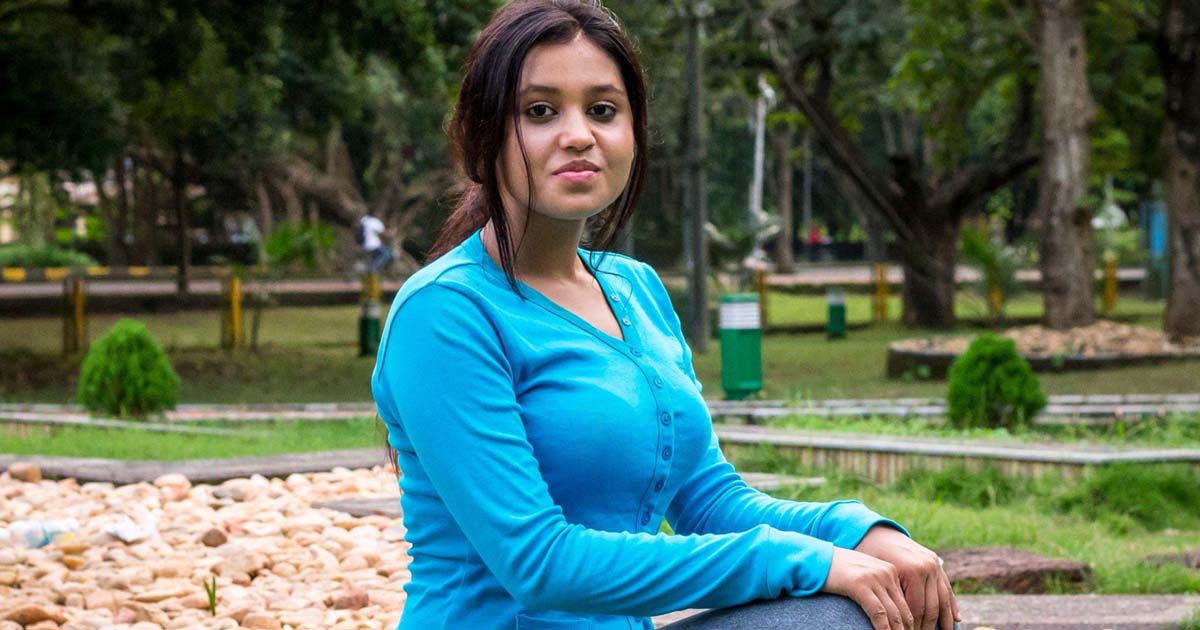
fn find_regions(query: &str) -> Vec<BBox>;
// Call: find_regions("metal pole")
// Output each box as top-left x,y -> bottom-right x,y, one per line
685,1 -> 710,352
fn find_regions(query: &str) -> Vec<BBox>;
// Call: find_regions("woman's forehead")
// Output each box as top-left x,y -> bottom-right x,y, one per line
519,36 -> 625,96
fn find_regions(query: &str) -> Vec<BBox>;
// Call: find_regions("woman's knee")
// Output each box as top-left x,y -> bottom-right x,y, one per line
661,593 -> 873,630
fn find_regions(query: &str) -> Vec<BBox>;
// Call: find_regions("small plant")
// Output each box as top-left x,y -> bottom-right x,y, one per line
77,319 -> 179,418
203,575 -> 218,616
946,334 -> 1046,430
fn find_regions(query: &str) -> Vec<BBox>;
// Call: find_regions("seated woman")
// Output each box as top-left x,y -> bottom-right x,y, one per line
371,1 -> 960,628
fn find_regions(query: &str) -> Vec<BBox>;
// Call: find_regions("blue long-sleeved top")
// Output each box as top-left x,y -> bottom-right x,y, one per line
370,227 -> 907,630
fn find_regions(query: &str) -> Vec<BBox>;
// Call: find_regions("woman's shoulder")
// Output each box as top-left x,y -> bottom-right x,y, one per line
391,246 -> 492,314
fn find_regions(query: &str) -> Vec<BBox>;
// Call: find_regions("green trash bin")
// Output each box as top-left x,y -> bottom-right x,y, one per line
719,294 -> 762,400
827,287 -> 846,339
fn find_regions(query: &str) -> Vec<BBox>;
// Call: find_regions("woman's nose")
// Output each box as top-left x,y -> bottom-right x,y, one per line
559,109 -> 595,151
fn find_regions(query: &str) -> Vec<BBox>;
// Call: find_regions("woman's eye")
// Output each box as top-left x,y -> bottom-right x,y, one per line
589,104 -> 617,119
526,104 -> 555,119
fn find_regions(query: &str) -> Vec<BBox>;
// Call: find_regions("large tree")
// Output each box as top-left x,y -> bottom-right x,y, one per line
1035,0 -> 1098,329
1159,0 -> 1200,339
755,0 -> 1040,328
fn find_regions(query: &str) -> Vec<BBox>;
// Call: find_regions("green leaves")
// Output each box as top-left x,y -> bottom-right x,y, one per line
946,334 -> 1046,430
77,319 -> 180,419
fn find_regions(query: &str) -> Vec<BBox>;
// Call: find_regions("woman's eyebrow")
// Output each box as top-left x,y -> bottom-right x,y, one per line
520,83 -> 627,97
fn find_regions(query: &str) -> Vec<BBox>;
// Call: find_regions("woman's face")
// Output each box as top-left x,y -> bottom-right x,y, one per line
497,34 -> 635,224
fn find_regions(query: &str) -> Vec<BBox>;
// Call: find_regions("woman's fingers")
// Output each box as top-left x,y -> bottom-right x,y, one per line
884,575 -> 915,630
857,587 -> 895,630
921,570 -> 940,630
878,580 -> 912,628
939,571 -> 959,629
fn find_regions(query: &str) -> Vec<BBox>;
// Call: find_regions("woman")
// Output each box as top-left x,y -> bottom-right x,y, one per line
371,1 -> 961,628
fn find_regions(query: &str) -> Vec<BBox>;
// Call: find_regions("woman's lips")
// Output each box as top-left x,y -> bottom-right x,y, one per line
555,170 -> 599,184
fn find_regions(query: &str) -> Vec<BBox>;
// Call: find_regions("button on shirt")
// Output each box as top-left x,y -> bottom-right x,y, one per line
371,228 -> 906,630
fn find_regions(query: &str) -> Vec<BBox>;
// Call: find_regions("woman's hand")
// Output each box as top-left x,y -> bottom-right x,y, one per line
821,546 -> 914,630
854,526 -> 960,630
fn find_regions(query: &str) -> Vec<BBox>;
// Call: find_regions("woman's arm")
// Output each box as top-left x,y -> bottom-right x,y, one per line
639,262 -> 907,548
373,282 -> 841,617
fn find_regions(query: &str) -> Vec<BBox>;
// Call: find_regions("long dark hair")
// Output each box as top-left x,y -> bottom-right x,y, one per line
426,0 -> 648,285
385,0 -> 649,477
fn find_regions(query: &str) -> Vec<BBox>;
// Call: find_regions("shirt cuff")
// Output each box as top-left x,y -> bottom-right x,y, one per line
765,528 -> 836,598
823,500 -> 910,550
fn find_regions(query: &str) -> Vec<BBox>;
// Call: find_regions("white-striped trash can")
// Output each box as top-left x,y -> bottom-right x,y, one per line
719,294 -> 762,400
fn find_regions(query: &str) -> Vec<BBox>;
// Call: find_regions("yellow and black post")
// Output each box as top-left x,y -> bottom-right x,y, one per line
221,276 -> 244,349
62,276 -> 87,356
873,263 -> 889,323
359,273 -> 382,356
1103,258 -> 1118,315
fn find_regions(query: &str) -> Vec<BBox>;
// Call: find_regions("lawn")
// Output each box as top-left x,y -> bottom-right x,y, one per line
2,296 -> 1197,405
0,417 -> 385,460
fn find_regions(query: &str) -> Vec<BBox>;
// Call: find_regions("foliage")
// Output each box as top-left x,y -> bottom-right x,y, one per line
1055,464 -> 1200,533
77,319 -> 179,418
959,223 -> 1021,316
263,222 -> 336,272
0,244 -> 97,268
895,464 -> 1036,508
946,334 -> 1046,429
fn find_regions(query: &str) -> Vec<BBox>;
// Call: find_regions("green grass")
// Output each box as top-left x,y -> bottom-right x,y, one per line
0,304 -> 384,354
727,455 -> 1200,595
766,291 -> 1165,326
0,417 -> 385,460
691,325 -> 1200,400
3,305 -> 1198,405
766,413 -> 1200,448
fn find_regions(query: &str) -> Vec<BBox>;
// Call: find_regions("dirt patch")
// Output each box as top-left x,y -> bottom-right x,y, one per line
893,321 -> 1200,358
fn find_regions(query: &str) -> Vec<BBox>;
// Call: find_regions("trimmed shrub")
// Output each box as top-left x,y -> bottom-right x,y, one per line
77,319 -> 179,418
946,334 -> 1046,429
0,244 -> 97,268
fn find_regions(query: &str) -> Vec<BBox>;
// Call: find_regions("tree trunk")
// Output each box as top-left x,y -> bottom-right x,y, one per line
173,151 -> 191,296
1036,0 -> 1097,329
773,122 -> 795,273
899,218 -> 958,329
255,174 -> 274,237
1161,0 -> 1200,340
113,157 -> 131,263
90,169 -> 126,265
131,159 -> 159,265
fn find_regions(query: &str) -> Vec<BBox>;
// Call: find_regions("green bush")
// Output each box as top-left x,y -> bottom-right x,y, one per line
1054,464 -> 1200,533
263,222 -> 335,272
946,334 -> 1046,429
0,243 -> 97,268
77,320 -> 179,418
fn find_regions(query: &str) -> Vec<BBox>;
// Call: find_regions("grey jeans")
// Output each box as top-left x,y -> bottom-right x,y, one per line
659,593 -> 958,629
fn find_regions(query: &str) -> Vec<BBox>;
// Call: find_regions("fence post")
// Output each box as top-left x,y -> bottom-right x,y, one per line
1103,259 -> 1118,315
873,263 -> 889,323
754,268 -> 768,330
62,276 -> 87,356
359,273 -> 382,356
221,276 -> 244,349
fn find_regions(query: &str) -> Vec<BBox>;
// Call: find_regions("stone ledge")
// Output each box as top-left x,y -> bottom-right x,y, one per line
653,595 -> 1200,629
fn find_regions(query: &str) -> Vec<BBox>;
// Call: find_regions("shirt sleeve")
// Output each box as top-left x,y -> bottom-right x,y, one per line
637,262 -> 909,549
372,282 -> 842,617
